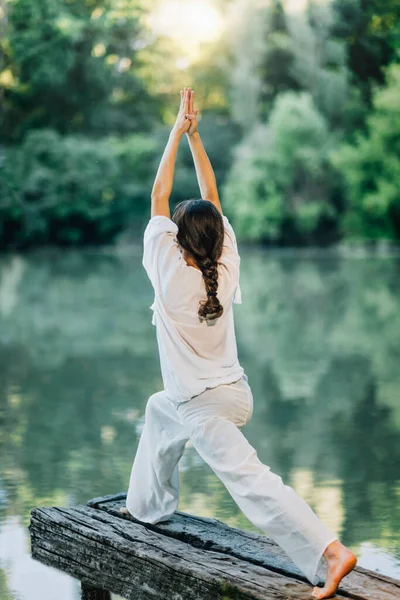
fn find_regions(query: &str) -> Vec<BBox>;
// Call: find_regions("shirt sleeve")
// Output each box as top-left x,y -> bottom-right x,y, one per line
221,214 -> 242,304
142,215 -> 180,295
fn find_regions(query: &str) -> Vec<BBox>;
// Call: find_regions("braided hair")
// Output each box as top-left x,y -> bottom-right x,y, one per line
172,199 -> 224,324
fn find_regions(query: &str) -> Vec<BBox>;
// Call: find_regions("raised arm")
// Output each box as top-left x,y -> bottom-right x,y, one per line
150,88 -> 192,218
184,88 -> 223,215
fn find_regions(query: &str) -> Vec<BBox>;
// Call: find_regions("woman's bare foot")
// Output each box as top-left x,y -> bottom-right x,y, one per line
312,540 -> 357,599
119,506 -> 131,516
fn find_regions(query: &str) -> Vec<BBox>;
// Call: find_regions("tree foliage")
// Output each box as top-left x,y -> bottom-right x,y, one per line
332,63 -> 400,240
1,0 -> 157,140
331,0 -> 400,105
222,92 -> 339,245
0,128 -> 157,248
0,0 -> 399,247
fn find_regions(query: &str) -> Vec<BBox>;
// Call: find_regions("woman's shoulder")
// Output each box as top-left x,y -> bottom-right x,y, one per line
220,214 -> 241,268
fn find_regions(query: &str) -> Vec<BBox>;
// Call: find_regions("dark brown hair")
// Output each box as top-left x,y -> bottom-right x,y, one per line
172,199 -> 224,323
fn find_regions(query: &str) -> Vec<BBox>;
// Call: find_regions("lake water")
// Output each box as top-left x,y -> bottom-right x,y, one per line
0,243 -> 399,599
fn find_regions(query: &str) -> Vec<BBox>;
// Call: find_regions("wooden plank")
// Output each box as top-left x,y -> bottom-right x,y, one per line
81,583 -> 111,600
28,492 -> 400,600
87,493 -> 400,600
30,504 -> 342,600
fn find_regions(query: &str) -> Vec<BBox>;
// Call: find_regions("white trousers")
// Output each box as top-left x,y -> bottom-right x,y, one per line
126,375 -> 338,585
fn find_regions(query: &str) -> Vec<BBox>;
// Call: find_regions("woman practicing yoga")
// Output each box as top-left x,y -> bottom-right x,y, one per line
121,87 -> 357,598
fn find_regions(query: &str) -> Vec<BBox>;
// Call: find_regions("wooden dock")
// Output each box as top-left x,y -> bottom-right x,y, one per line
29,492 -> 400,599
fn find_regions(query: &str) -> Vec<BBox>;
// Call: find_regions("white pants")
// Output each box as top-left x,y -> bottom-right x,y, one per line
126,375 -> 338,585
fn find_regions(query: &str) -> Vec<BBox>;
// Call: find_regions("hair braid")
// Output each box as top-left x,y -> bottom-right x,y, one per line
171,198 -> 225,324
197,256 -> 223,323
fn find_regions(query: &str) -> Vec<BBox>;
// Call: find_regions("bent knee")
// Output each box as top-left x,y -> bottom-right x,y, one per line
145,391 -> 167,418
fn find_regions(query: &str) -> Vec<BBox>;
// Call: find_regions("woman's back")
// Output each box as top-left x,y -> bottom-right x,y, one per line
142,213 -> 244,406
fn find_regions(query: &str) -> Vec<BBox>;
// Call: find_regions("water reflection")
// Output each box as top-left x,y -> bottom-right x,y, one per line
0,246 -> 399,598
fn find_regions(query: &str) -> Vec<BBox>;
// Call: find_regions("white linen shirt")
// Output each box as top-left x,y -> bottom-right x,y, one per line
142,213 -> 244,406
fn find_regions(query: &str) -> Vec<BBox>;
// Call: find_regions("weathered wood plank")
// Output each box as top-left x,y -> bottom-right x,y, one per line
28,493 -> 400,600
30,504 -> 339,599
81,582 -> 111,600
87,493 -> 400,600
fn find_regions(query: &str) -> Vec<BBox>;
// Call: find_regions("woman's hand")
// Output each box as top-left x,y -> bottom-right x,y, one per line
185,88 -> 199,136
171,87 -> 192,137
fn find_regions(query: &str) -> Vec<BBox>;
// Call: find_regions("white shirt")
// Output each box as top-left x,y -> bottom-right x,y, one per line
142,213 -> 244,406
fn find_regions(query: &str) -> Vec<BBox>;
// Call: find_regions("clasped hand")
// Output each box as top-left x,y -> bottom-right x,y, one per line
172,87 -> 199,137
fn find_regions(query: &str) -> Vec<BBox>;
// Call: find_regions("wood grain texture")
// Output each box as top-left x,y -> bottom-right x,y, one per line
81,583 -> 111,599
27,492 -> 400,600
88,493 -> 400,600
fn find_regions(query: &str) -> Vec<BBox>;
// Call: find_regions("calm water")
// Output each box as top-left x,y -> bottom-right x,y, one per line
0,243 -> 399,599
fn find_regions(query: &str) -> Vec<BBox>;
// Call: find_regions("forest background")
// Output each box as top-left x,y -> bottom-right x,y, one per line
1,0 -> 399,249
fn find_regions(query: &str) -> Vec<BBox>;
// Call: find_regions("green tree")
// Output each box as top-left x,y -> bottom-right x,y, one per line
0,128 -> 158,248
257,0 -> 300,117
228,0 -> 351,130
288,0 -> 350,127
1,0 -> 157,141
331,63 -> 400,241
331,0 -> 400,106
222,91 -> 338,245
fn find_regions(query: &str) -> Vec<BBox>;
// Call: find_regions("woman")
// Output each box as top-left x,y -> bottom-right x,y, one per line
121,87 -> 357,599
